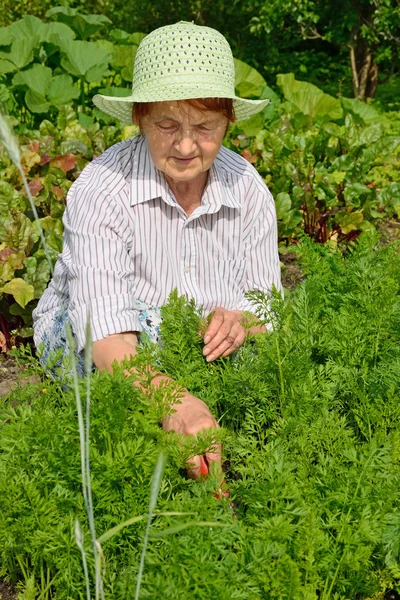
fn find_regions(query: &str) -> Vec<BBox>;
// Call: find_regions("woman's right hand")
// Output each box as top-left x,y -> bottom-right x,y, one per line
161,392 -> 221,479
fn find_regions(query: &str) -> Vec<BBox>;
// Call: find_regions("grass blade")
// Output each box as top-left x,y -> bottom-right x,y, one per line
149,521 -> 227,538
135,451 -> 166,600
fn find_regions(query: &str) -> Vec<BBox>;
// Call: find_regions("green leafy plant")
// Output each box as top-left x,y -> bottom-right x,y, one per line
1,236 -> 400,598
228,73 -> 400,245
0,106 -> 138,347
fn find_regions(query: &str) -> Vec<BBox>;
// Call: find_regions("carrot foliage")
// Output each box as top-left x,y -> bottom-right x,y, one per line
1,235 -> 400,599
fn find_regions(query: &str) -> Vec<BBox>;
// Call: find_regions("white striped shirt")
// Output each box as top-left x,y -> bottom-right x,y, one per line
33,135 -> 282,352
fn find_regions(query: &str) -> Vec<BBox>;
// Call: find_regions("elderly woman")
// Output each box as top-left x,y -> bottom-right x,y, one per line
33,21 -> 282,478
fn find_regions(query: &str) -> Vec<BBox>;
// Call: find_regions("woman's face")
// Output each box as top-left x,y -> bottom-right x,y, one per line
140,101 -> 229,185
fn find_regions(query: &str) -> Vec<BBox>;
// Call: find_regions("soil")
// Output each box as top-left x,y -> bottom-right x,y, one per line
0,579 -> 17,600
0,353 -> 40,398
280,250 -> 303,291
376,218 -> 400,245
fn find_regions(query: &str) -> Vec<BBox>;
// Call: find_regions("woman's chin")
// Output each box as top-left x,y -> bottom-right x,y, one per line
163,164 -> 205,183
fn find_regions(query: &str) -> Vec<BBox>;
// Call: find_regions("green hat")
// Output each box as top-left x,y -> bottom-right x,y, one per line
92,21 -> 269,123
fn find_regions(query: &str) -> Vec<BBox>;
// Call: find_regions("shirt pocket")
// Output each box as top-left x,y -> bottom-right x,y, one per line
210,258 -> 246,306
213,258 -> 246,279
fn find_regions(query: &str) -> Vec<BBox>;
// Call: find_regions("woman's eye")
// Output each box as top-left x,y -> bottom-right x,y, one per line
158,123 -> 177,131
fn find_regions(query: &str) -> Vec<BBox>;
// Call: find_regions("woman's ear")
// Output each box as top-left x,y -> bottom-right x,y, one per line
131,105 -> 144,134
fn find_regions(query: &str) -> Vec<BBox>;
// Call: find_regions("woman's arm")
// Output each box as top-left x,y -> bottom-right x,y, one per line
92,333 -> 221,479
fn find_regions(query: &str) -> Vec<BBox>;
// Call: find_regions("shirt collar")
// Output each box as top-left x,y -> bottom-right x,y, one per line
130,136 -> 173,206
130,136 -> 241,211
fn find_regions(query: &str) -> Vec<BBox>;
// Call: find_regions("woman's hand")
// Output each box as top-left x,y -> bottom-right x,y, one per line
161,392 -> 221,479
202,308 -> 247,362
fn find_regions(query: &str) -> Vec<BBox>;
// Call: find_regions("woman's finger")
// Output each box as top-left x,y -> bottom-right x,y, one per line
203,320 -> 243,358
205,327 -> 246,361
186,454 -> 202,479
205,444 -> 222,475
203,308 -> 226,345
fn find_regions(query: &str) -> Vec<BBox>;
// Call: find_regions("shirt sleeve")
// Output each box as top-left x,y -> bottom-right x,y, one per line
62,173 -> 141,353
235,181 -> 283,327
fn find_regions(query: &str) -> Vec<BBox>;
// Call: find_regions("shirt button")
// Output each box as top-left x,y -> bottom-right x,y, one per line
184,266 -> 191,273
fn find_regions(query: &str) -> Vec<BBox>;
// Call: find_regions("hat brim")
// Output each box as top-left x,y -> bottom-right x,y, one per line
92,92 -> 269,123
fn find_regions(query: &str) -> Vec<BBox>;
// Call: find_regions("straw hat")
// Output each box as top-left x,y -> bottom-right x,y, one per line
93,21 -> 269,123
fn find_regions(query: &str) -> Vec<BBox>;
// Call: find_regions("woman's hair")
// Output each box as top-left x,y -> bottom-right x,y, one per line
132,97 -> 236,127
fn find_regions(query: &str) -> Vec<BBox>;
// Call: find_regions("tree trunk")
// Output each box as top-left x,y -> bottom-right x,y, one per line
349,25 -> 379,101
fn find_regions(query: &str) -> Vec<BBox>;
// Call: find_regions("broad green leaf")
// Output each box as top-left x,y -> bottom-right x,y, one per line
0,249 -> 25,285
337,211 -> 364,234
0,83 -> 11,103
359,220 -> 376,235
12,326 -> 34,338
377,182 -> 400,206
22,257 -> 51,298
27,92 -> 51,113
277,73 -> 342,120
8,212 -> 40,250
343,183 -> 371,207
97,87 -> 132,98
393,203 -> 400,217
105,41 -> 136,80
47,74 -> 79,107
39,119 -> 59,138
0,182 -> 25,215
359,123 -> 385,146
85,63 -> 110,83
46,7 -> 112,40
236,112 -> 264,136
92,108 -> 114,124
95,39 -> 115,54
275,192 -> 292,219
341,97 -> 384,125
0,58 -> 15,74
286,209 -> 303,229
78,112 -> 95,128
234,58 -> 267,98
13,64 -> 52,97
1,278 -> 34,308
9,302 -> 33,322
261,85 -> 280,120
0,27 -> 12,46
323,122 -> 344,138
0,38 -> 36,70
43,22 -> 76,44
327,171 -> 346,185
59,39 -> 111,81
127,32 -> 147,46
110,28 -> 131,43
23,256 -> 37,278
38,215 -> 64,233
8,16 -> 45,41
7,16 -> 75,48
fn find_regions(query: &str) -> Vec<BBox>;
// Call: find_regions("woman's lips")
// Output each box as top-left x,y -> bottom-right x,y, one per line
172,156 -> 197,164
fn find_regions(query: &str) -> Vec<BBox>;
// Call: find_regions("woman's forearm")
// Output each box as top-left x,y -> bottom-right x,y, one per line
92,332 -> 174,391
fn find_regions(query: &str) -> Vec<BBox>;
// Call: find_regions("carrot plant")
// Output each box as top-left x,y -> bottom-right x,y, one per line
1,235 -> 400,599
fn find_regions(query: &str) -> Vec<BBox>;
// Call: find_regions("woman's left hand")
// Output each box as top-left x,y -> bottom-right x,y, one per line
202,308 -> 246,362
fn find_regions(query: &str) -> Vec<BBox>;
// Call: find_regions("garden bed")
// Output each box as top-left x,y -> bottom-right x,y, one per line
1,238 -> 400,599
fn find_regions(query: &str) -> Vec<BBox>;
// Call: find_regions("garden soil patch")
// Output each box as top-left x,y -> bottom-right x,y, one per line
0,354 -> 39,398
280,250 -> 303,290
0,579 -> 17,600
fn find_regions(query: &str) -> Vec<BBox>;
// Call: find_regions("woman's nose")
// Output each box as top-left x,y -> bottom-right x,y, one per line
175,128 -> 197,155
